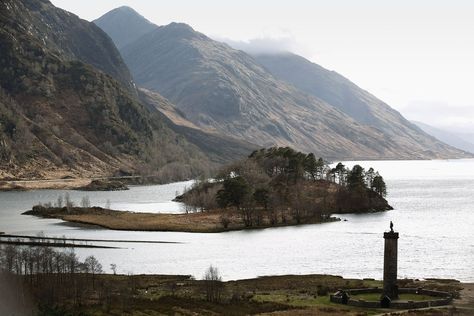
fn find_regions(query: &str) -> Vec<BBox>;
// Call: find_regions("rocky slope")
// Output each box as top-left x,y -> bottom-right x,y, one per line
98,8 -> 468,159
139,89 -> 258,164
0,0 -> 235,180
3,0 -> 134,91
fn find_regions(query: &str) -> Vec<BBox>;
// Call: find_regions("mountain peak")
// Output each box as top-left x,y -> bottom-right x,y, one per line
167,22 -> 194,31
115,6 -> 137,12
159,22 -> 199,39
100,6 -> 145,18
94,6 -> 157,49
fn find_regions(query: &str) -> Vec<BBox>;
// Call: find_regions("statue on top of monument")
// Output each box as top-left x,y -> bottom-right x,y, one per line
390,221 -> 394,232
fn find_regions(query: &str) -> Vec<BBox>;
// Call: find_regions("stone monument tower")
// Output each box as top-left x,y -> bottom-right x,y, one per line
382,221 -> 399,300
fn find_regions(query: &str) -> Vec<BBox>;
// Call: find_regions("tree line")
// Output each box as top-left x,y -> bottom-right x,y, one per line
0,240 -> 229,313
0,240 -> 106,311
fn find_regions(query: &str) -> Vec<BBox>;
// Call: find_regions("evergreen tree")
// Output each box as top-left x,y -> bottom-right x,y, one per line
371,175 -> 387,197
304,153 -> 317,180
216,176 -> 250,209
347,165 -> 366,190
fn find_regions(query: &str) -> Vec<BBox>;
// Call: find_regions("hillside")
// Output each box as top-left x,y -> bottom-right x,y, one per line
139,89 -> 259,164
0,0 -> 223,181
2,0 -> 134,91
412,121 -> 474,154
98,8 -> 468,160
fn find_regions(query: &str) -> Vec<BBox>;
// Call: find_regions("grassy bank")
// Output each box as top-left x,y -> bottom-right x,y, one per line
26,274 -> 469,316
23,206 -> 338,233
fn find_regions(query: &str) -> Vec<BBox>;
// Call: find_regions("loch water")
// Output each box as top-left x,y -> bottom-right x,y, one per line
0,160 -> 473,281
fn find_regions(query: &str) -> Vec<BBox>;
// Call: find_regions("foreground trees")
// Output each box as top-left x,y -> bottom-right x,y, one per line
0,242 -> 107,310
203,265 -> 223,303
180,147 -> 390,228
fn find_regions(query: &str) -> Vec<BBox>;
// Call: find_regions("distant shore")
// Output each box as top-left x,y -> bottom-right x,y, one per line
0,176 -> 163,191
23,206 -> 339,233
0,178 -> 90,191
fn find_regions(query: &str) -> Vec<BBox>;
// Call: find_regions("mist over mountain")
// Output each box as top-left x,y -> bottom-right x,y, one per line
96,7 -> 468,160
218,36 -> 302,56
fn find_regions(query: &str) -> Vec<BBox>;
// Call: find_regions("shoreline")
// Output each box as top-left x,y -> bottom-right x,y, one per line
0,177 -> 103,191
0,176 -> 185,191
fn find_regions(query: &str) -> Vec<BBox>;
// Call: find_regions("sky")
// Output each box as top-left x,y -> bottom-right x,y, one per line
50,0 -> 474,134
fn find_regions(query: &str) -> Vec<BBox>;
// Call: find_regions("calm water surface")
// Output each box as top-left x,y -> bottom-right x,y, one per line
0,160 -> 473,281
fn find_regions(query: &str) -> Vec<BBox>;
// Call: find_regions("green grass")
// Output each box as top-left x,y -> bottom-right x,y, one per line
252,292 -> 330,307
352,293 -> 435,301
252,292 -> 381,315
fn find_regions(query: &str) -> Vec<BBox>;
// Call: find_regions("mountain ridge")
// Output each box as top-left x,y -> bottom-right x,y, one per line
95,8 -> 469,160
0,0 -> 240,181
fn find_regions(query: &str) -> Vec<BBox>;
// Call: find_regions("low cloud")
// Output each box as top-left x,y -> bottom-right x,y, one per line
213,35 -> 307,56
400,100 -> 474,133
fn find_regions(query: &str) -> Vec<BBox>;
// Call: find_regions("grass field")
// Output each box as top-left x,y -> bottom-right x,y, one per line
351,292 -> 436,301
61,274 -> 464,316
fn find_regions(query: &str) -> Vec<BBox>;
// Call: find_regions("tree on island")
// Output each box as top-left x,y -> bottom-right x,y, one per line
180,147 -> 390,227
216,176 -> 251,209
347,165 -> 366,190
371,174 -> 387,197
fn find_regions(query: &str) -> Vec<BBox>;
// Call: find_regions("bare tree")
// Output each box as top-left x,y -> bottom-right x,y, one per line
80,196 -> 90,208
203,265 -> 223,302
110,263 -> 117,275
56,195 -> 63,208
84,255 -> 102,289
65,193 -> 74,211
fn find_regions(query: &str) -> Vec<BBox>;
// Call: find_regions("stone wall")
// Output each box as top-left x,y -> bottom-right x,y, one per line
329,287 -> 452,309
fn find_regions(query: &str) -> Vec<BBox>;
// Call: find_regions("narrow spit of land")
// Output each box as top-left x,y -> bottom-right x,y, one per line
0,239 -> 120,249
0,234 -> 183,244
23,206 -> 338,233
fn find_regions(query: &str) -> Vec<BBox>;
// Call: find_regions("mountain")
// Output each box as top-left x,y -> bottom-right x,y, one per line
0,0 -> 225,181
412,121 -> 474,154
97,8 -> 468,160
3,0 -> 134,91
94,6 -> 158,49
